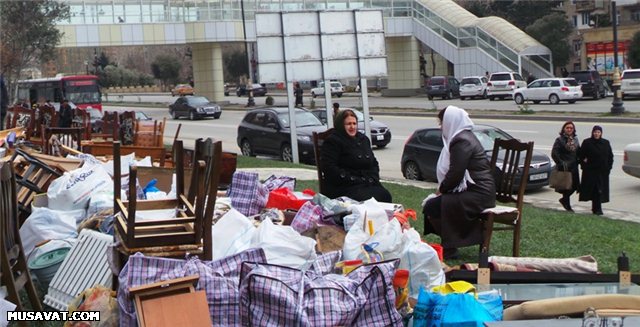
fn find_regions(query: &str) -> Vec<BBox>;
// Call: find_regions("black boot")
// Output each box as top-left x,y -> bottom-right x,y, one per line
559,197 -> 573,212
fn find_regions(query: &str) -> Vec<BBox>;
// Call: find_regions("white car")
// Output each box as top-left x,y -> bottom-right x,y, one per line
621,69 -> 640,99
513,78 -> 583,104
459,76 -> 488,100
311,81 -> 344,98
623,143 -> 640,179
487,72 -> 527,100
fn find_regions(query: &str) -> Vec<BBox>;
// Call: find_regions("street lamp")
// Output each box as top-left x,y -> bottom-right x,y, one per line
240,0 -> 255,107
610,1 -> 625,114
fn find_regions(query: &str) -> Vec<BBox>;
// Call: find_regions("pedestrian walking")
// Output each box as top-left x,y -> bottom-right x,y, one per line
58,99 -> 73,128
294,82 -> 303,107
578,125 -> 613,215
552,121 -> 580,212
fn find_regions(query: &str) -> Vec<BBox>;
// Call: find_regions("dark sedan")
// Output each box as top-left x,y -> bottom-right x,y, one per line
237,107 -> 327,164
236,83 -> 268,97
309,108 -> 392,148
169,96 -> 221,120
401,124 -> 552,190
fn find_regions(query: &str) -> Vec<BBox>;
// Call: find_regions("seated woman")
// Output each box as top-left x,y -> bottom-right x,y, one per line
320,109 -> 392,202
423,106 -> 495,259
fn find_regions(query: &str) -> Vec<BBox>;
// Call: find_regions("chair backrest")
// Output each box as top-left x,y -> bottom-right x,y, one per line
71,108 -> 91,139
94,111 -> 119,140
312,128 -> 334,195
42,126 -> 84,156
489,138 -> 534,210
8,106 -> 35,138
119,111 -> 136,145
0,161 -> 20,257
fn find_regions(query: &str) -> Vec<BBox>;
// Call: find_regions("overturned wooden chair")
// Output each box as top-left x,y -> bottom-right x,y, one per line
0,162 -> 43,311
41,126 -> 84,156
312,128 -> 334,195
113,140 -> 208,259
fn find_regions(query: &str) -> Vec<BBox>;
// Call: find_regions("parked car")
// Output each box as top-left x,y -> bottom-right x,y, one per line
569,70 -> 607,100
171,84 -> 195,97
400,124 -> 552,190
513,78 -> 583,104
487,72 -> 526,100
236,83 -> 267,97
622,143 -> 640,179
237,107 -> 327,163
308,108 -> 392,148
86,107 -> 104,133
136,111 -> 152,121
311,81 -> 344,98
168,95 -> 221,120
425,76 -> 460,100
459,76 -> 488,100
569,70 -> 606,99
621,68 -> 640,99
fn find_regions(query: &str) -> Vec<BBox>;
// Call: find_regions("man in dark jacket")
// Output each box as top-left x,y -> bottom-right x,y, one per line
58,99 -> 73,127
578,125 -> 613,215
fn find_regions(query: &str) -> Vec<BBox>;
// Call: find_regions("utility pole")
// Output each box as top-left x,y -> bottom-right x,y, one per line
610,1 -> 625,114
240,0 -> 255,107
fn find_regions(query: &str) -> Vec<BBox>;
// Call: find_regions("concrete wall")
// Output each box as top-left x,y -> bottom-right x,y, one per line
383,36 -> 422,96
191,43 -> 224,102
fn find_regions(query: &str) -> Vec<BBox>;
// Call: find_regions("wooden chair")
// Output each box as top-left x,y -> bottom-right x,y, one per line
7,106 -> 36,139
134,118 -> 166,148
0,162 -> 43,311
113,140 -> 207,256
34,105 -> 57,140
41,126 -> 84,156
186,138 -> 223,261
71,108 -> 91,140
480,138 -> 534,258
119,111 -> 136,145
312,128 -> 334,195
92,111 -> 119,141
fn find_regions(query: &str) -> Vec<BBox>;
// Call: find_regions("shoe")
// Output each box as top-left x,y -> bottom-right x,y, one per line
443,248 -> 459,260
559,198 -> 574,212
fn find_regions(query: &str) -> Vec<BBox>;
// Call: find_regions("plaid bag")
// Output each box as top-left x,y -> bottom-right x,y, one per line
118,248 -> 267,327
291,201 -> 323,233
239,259 -> 403,326
227,171 -> 269,216
263,174 -> 296,192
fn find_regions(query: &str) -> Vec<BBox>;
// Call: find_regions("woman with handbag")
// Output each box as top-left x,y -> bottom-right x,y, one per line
578,125 -> 613,215
551,121 -> 581,212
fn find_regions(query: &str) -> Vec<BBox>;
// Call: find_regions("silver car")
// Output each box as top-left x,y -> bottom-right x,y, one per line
513,78 -> 583,104
623,143 -> 640,179
459,76 -> 488,100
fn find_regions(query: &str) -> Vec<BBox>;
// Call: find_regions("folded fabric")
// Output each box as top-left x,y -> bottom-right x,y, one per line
489,255 -> 598,273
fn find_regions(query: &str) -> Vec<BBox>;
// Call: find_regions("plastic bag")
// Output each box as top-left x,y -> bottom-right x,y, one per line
65,285 -> 118,327
343,218 -> 404,261
399,228 -> 446,298
290,201 -> 323,233
227,171 -> 269,216
413,288 -> 497,327
251,219 -> 317,270
262,175 -> 296,192
20,207 -> 80,258
47,163 -> 112,211
265,187 -> 309,211
211,208 -> 256,260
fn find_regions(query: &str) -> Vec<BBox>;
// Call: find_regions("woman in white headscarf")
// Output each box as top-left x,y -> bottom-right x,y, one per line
423,106 -> 496,259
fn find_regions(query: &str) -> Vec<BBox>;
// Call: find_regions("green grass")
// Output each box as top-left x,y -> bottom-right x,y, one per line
238,155 -> 640,274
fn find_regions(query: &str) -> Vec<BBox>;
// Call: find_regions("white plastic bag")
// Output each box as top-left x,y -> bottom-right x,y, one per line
47,163 -> 112,211
398,228 -> 445,298
19,207 -> 79,258
343,217 -> 404,261
251,219 -> 317,270
211,208 -> 256,260
343,198 -> 389,232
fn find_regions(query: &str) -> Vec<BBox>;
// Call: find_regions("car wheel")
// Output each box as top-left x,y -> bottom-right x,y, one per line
427,95 -> 433,100
447,91 -> 453,99
483,90 -> 488,98
311,92 -> 317,98
240,139 -> 254,157
549,94 -> 560,104
460,96 -> 465,100
593,91 -> 599,100
514,94 -> 525,105
403,161 -> 422,180
280,143 -> 293,162
377,143 -> 387,148
214,113 -> 221,119
568,100 -> 576,104
189,111 -> 196,121
337,93 -> 342,98
489,96 -> 495,101
170,110 -> 179,120
533,100 -> 541,104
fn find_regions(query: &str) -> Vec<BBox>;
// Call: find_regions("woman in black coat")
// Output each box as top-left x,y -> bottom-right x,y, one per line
552,121 -> 580,212
320,109 -> 391,202
578,125 -> 613,215
422,106 -> 496,259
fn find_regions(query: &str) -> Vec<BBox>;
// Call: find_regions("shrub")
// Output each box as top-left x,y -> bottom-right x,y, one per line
265,96 -> 274,105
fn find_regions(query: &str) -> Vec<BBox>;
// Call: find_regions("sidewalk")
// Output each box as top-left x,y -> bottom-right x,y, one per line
240,167 -> 640,225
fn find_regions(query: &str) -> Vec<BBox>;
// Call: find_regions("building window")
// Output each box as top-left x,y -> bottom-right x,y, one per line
573,15 -> 578,26
632,10 -> 640,21
581,12 -> 590,26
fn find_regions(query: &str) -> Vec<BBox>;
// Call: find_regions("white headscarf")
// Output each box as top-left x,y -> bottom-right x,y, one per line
436,106 -> 476,192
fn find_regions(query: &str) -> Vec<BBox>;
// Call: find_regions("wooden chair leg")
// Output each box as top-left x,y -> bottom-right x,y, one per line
513,223 -> 521,257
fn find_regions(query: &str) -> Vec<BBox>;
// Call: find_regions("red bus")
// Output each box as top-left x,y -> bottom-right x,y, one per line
17,74 -> 102,111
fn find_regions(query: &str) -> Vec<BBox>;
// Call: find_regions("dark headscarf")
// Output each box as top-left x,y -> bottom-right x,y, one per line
591,125 -> 603,139
333,109 -> 357,135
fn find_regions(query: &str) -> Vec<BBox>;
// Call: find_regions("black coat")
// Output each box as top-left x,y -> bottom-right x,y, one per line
58,104 -> 72,128
578,137 -> 613,203
320,130 -> 391,202
552,134 -> 581,193
431,130 -> 496,248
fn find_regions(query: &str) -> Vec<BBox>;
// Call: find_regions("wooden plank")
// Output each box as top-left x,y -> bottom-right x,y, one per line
139,291 -> 211,327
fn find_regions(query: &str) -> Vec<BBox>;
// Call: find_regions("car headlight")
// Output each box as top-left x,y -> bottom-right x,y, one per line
197,107 -> 205,113
297,135 -> 311,142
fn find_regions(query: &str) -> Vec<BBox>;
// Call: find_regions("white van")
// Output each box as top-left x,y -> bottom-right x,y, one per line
310,81 -> 344,98
621,69 -> 640,99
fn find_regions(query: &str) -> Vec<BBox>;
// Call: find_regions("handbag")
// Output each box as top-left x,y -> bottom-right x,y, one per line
549,164 -> 572,191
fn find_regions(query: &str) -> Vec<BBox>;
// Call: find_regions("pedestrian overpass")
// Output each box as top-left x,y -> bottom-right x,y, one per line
56,0 -> 553,100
